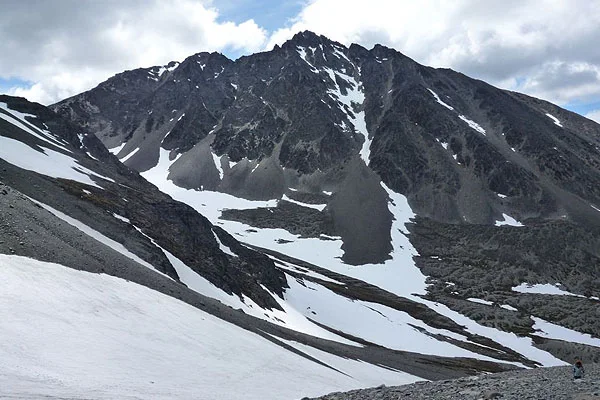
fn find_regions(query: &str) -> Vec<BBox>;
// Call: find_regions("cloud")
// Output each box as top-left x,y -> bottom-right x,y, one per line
586,109 -> 600,124
0,0 -> 267,104
267,0 -> 600,106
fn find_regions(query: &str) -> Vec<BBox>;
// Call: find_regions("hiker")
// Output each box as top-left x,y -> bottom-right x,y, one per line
573,360 -> 585,379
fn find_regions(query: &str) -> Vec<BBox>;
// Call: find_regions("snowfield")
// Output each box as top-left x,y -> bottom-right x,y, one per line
138,149 -> 569,367
0,254 -> 422,400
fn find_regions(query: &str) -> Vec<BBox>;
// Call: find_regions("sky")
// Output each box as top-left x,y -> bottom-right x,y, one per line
1,0 -> 600,122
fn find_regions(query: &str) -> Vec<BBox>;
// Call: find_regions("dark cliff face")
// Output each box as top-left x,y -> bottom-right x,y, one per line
52,31 -> 600,228
51,31 -> 600,268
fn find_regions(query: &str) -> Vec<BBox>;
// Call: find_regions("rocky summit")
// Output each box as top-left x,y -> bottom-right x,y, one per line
1,30 -> 600,399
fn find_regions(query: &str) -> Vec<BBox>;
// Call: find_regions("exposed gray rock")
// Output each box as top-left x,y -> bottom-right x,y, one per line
311,364 -> 600,400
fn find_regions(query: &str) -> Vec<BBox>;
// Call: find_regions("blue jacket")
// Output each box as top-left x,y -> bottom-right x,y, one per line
573,364 -> 585,378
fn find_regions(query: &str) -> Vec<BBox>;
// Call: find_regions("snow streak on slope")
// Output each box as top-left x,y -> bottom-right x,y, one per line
0,254 -> 416,400
0,104 -> 113,188
0,102 -> 71,152
495,213 -> 524,227
427,89 -> 454,110
512,283 -> 583,297
283,276 -> 513,362
459,115 -> 487,135
545,113 -> 563,127
28,198 -> 166,276
317,51 -> 371,164
531,317 -> 600,347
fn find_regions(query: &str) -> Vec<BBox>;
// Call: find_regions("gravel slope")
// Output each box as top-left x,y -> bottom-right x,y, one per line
311,364 -> 600,400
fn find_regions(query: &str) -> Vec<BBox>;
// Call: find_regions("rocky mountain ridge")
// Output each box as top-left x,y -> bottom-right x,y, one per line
2,30 -> 600,398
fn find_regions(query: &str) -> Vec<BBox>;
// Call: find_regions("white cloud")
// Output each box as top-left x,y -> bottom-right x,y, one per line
1,0 -> 267,104
267,0 -> 600,106
586,109 -> 600,124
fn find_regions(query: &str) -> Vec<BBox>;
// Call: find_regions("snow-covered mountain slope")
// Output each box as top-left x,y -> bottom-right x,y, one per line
3,33 -> 600,398
1,95 -> 531,400
0,254 -> 420,400
49,33 -> 600,370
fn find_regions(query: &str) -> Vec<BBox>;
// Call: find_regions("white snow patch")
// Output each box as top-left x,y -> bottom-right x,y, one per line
500,304 -> 518,312
497,193 -> 508,198
512,283 -> 583,297
283,277 -> 514,362
532,317 -> 600,347
545,113 -> 563,127
211,152 -> 224,180
112,213 -> 130,223
212,229 -> 237,257
270,257 -> 342,285
322,66 -> 371,164
0,254 -> 386,400
591,204 -> 600,212
0,136 -> 109,188
427,89 -> 454,110
119,147 -> 140,163
440,142 -> 449,150
467,298 -> 494,306
281,194 -> 326,211
177,113 -> 185,122
0,103 -> 71,152
138,149 -> 569,367
495,213 -> 524,227
459,115 -> 486,135
108,142 -> 126,155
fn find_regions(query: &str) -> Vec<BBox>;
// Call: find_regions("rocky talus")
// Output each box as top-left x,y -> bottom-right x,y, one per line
310,365 -> 600,400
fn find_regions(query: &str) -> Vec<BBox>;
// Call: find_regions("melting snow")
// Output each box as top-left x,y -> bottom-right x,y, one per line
211,152 -> 224,180
545,113 -> 563,127
512,283 -> 583,297
322,66 -> 371,164
0,135 -> 109,189
500,304 -> 518,312
531,317 -> 600,347
297,47 -> 316,70
495,213 -> 524,227
427,89 -> 454,110
112,213 -> 130,223
467,298 -> 494,306
137,148 -> 567,367
120,147 -> 140,163
108,142 -> 126,155
459,115 -> 486,135
212,229 -> 237,257
0,103 -> 71,152
281,194 -> 326,211
284,277 -> 513,361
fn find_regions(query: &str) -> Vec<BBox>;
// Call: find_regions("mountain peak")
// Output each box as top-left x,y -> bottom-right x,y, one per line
285,30 -> 344,50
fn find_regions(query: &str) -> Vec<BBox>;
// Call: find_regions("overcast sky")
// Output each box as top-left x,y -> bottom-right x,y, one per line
1,0 -> 599,122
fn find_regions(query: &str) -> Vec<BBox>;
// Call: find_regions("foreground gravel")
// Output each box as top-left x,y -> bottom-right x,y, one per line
311,364 -> 600,400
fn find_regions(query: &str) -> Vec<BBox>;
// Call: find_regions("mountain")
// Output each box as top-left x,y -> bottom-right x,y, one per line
2,30 -> 600,398
0,96 -> 512,398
